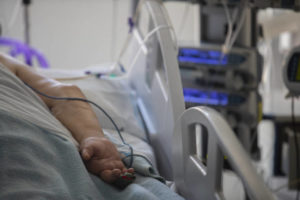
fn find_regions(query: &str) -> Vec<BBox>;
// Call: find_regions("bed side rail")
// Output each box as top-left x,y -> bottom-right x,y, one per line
127,0 -> 185,180
173,106 -> 274,200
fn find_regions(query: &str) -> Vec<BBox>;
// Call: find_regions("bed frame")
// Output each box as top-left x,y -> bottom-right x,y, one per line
125,0 -> 185,181
126,0 -> 275,199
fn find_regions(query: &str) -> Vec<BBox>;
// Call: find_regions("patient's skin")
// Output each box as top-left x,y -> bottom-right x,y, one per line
0,53 -> 133,183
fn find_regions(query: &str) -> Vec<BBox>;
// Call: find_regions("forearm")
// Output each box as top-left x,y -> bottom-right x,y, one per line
0,53 -> 104,144
0,53 -> 133,183
49,86 -> 105,143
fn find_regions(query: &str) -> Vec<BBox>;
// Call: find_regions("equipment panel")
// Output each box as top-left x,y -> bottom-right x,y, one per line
179,44 -> 261,152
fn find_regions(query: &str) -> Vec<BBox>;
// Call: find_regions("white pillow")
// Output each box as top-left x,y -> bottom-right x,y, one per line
37,67 -> 147,140
61,77 -> 146,141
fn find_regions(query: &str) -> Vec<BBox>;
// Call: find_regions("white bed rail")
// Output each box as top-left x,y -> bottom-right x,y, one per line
127,0 -> 185,180
173,106 -> 275,200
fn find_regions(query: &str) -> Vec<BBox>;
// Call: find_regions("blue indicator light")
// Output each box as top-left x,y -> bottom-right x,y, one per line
183,88 -> 228,106
178,48 -> 228,66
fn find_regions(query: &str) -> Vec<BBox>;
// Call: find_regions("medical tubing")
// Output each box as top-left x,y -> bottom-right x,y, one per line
227,0 -> 248,49
23,82 -> 134,168
221,0 -> 233,53
135,25 -> 172,65
115,0 -> 177,73
126,25 -> 172,76
103,24 -> 173,82
221,0 -> 247,54
115,0 -> 145,65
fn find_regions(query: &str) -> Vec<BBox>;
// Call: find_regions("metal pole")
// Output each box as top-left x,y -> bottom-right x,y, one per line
23,0 -> 31,45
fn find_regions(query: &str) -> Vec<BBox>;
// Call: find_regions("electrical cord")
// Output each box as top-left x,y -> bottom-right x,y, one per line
23,82 -> 136,168
292,96 -> 299,200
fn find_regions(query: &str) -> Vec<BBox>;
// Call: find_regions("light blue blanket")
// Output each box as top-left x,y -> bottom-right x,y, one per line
0,111 -> 184,200
0,64 -> 184,199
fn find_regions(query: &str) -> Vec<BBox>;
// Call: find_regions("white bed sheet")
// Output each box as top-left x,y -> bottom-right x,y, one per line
38,65 -> 146,139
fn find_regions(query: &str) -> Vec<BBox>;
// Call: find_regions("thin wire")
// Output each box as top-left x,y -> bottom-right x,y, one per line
292,96 -> 300,200
24,82 -> 134,168
122,153 -> 153,167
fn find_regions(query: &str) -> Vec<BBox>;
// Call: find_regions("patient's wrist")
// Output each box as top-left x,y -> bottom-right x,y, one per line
78,130 -> 105,144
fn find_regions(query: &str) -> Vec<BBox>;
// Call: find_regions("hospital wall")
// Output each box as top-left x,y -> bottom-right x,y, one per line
0,0 -> 199,69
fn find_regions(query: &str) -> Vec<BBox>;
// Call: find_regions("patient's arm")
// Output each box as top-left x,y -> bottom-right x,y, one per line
0,53 -> 133,183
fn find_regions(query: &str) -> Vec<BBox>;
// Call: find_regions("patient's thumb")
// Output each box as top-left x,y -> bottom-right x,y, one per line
81,148 -> 92,161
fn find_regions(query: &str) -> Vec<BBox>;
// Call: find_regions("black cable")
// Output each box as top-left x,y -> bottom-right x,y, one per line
24,82 -> 134,168
122,153 -> 153,168
292,97 -> 299,200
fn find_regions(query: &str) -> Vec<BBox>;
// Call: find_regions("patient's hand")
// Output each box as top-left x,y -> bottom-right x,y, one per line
80,136 -> 134,183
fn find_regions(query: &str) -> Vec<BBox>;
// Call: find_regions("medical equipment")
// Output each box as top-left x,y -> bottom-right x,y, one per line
197,0 -> 300,10
114,172 -> 136,189
23,0 -> 31,45
283,45 -> 300,96
179,44 -> 260,152
282,45 -> 300,193
35,0 -> 278,199
162,0 -> 262,158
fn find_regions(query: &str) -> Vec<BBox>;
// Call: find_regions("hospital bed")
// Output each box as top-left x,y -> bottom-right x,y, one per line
36,0 -> 275,199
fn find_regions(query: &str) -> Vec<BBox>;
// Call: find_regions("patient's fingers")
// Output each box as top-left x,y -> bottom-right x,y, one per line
85,159 -> 124,174
121,167 -> 134,175
127,168 -> 134,174
100,170 -> 119,183
80,148 -> 92,161
112,169 -> 122,177
80,141 -> 97,161
97,160 -> 124,172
